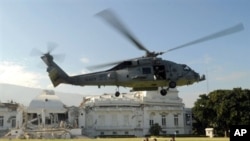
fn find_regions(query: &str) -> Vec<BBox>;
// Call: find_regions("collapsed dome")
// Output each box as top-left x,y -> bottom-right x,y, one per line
27,90 -> 67,113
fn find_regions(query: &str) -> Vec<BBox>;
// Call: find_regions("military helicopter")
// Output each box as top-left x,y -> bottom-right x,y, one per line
40,9 -> 244,97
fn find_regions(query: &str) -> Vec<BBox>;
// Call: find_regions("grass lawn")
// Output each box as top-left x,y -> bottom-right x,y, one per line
0,137 -> 229,141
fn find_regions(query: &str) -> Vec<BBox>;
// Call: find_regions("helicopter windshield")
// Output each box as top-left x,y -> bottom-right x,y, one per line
182,65 -> 191,71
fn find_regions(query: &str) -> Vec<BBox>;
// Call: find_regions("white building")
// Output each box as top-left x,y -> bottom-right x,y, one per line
2,89 -> 192,138
0,102 -> 18,136
79,89 -> 192,137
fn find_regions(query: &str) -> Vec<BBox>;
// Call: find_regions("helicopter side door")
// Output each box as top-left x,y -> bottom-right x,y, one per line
153,65 -> 166,80
164,62 -> 182,82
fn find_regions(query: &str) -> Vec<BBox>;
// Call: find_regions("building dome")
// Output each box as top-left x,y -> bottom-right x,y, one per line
27,90 -> 67,113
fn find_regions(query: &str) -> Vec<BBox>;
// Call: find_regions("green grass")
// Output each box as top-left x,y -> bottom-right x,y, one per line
1,137 -> 229,141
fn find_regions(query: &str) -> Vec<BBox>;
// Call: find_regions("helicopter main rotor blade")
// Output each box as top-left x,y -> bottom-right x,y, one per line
87,56 -> 140,71
165,23 -> 244,53
86,60 -> 122,71
96,9 -> 151,55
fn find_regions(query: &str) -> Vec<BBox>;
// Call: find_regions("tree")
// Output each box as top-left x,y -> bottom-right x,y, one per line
149,123 -> 162,136
192,88 -> 250,136
192,94 -> 213,134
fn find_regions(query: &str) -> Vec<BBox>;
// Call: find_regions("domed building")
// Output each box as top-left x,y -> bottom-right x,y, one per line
27,90 -> 67,113
13,90 -> 79,139
24,90 -> 68,129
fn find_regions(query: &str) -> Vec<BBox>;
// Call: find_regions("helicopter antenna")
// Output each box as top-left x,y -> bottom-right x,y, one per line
206,68 -> 210,94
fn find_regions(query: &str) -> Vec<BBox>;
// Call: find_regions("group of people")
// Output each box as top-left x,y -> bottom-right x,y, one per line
143,137 -> 176,141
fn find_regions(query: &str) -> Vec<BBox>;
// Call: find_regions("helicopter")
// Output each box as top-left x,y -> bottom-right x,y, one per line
41,9 -> 244,97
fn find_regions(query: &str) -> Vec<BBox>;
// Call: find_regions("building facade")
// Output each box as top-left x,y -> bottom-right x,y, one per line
1,89 -> 192,138
0,102 -> 18,136
79,89 -> 192,137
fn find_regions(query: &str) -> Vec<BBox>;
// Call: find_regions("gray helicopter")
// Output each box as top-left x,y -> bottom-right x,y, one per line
41,9 -> 244,97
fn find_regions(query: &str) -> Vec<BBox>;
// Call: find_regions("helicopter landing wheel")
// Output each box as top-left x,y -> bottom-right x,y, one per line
115,91 -> 120,97
160,89 -> 167,96
169,81 -> 177,88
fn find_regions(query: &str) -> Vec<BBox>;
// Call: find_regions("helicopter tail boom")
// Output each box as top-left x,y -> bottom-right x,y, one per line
47,63 -> 69,87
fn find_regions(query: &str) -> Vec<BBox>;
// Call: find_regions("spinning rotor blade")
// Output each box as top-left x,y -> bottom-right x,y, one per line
87,60 -> 122,71
30,42 -> 58,56
96,9 -> 151,55
87,56 -> 140,71
30,48 -> 44,56
165,23 -> 244,53
47,42 -> 58,54
30,42 -> 65,63
96,9 -> 244,58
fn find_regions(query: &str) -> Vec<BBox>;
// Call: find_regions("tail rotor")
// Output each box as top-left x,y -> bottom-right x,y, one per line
30,42 -> 65,64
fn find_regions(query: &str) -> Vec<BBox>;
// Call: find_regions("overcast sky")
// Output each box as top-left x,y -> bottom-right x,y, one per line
1,0 -> 250,107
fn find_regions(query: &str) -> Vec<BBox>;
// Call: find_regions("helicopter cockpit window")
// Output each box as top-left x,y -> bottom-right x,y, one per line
183,65 -> 191,71
142,67 -> 151,74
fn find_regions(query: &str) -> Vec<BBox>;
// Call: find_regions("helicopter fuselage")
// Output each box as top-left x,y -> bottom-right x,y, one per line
45,56 -> 205,92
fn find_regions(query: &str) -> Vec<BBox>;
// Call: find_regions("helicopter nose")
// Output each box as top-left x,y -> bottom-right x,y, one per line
194,72 -> 200,80
193,71 -> 205,82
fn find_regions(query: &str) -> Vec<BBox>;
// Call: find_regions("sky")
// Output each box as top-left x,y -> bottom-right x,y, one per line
0,0 -> 250,107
